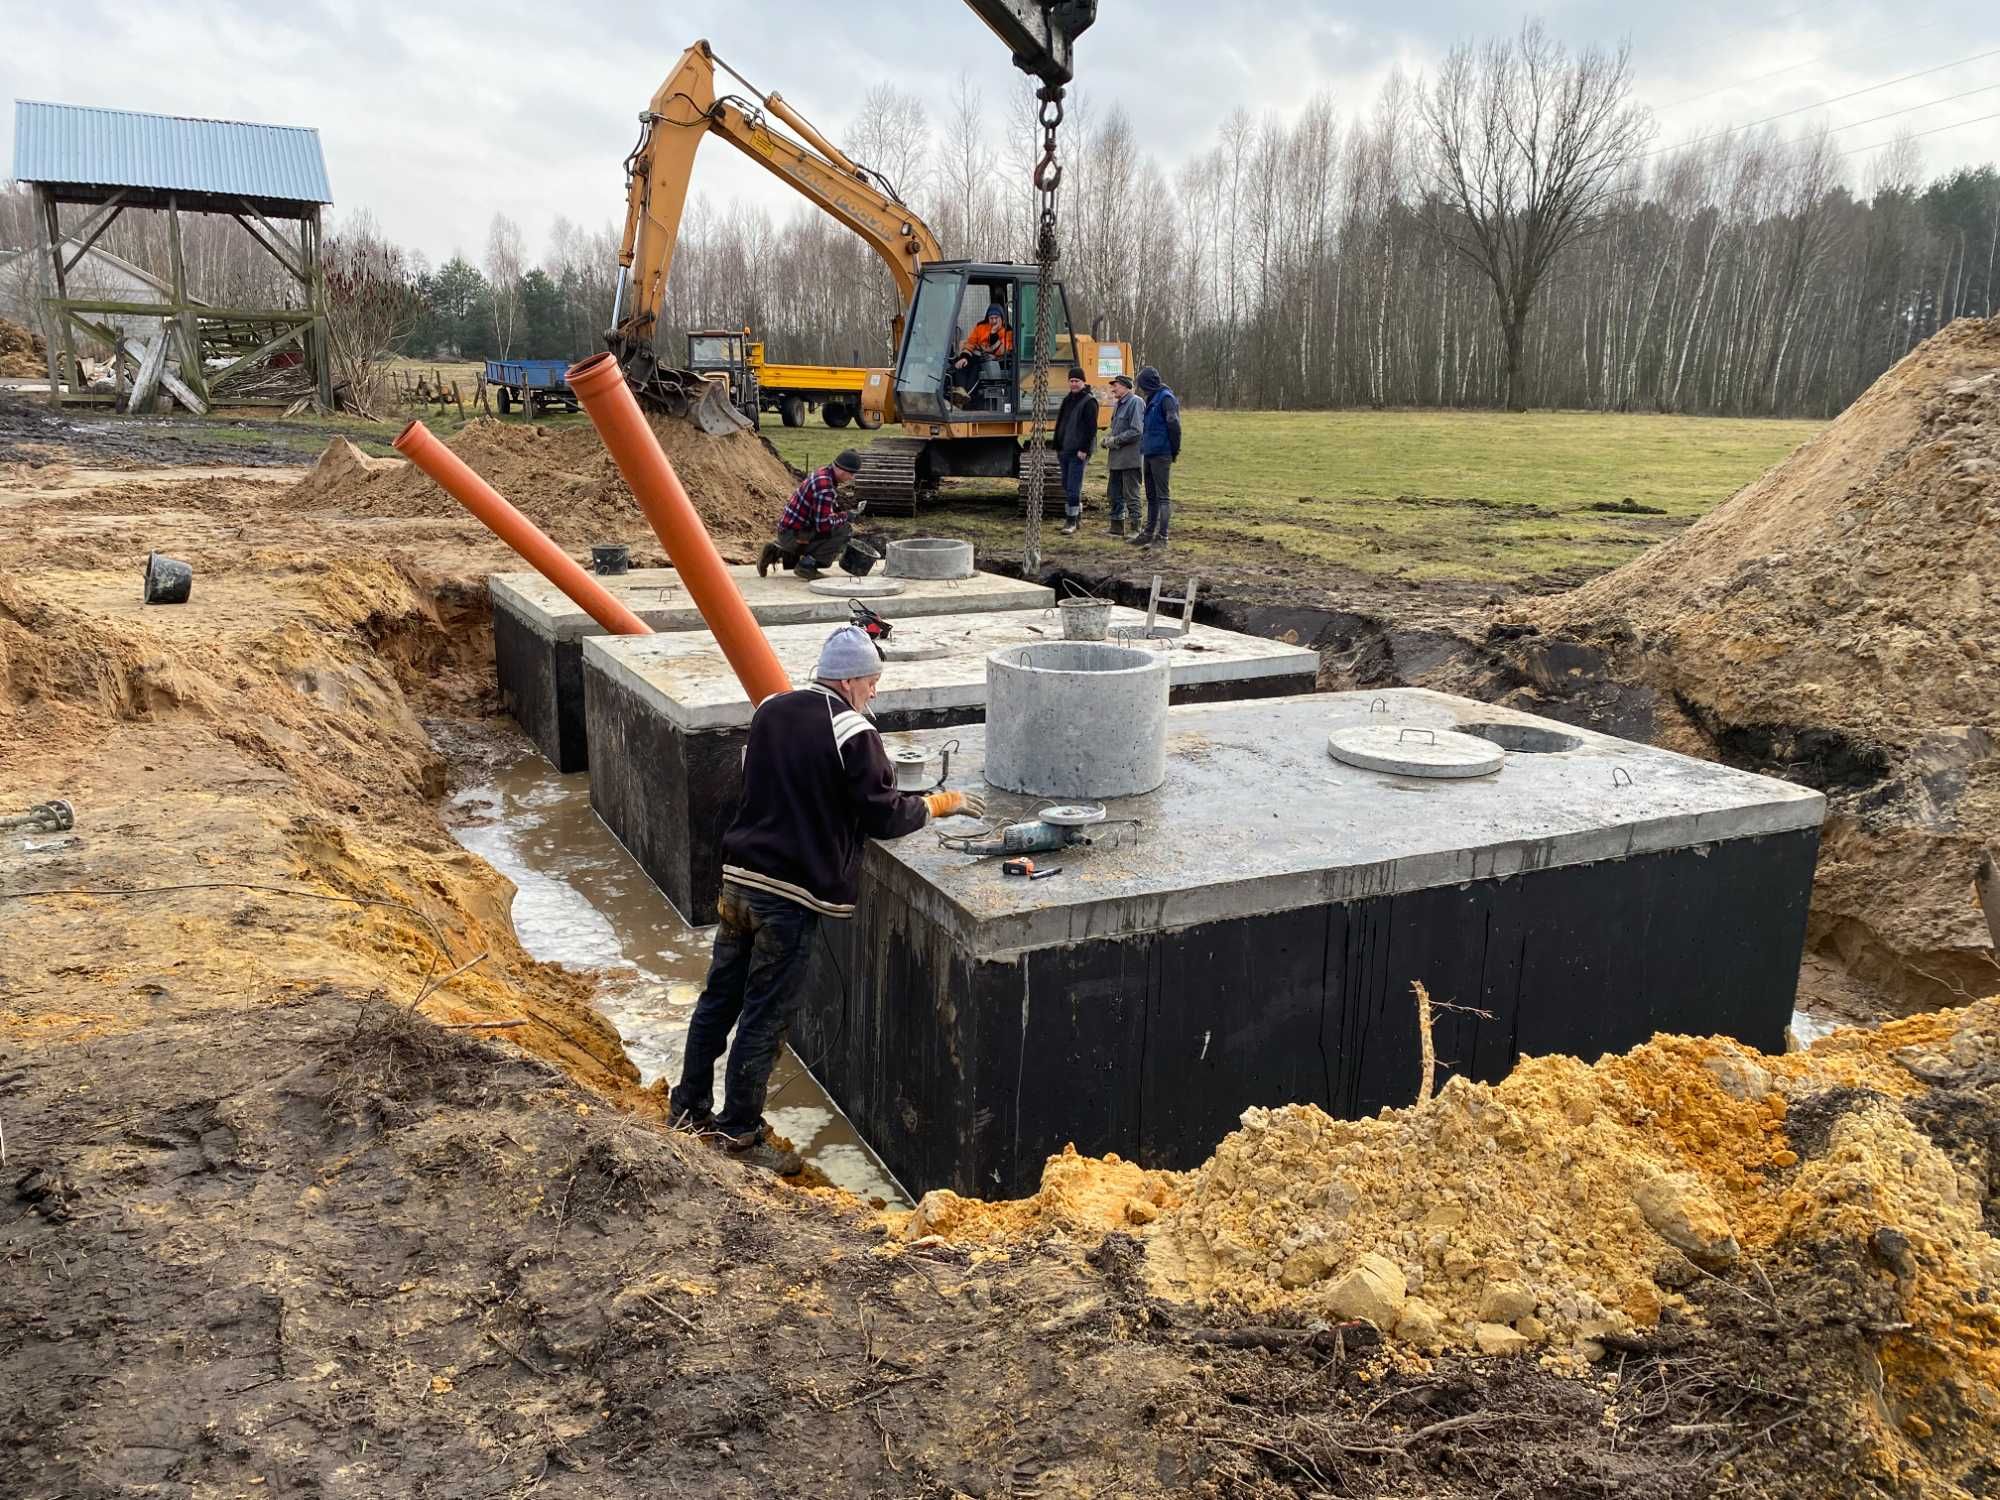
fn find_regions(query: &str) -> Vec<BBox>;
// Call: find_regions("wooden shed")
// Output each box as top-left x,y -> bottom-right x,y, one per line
11,99 -> 334,412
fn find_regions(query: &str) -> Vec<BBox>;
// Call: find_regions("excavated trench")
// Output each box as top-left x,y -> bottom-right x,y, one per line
428,712 -> 908,1204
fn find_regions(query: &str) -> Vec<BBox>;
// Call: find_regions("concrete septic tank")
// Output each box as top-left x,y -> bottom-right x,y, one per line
489,565 -> 1053,771
581,609 -> 1318,925
984,641 -> 1170,798
886,537 -> 975,579
791,688 -> 1827,1199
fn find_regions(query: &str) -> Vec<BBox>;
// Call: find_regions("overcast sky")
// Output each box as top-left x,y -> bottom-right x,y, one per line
5,1 -> 1997,264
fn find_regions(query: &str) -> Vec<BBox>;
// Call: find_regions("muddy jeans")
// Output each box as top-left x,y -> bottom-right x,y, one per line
1107,467 -> 1139,524
1142,455 -> 1173,538
669,883 -> 820,1139
775,520 -> 849,572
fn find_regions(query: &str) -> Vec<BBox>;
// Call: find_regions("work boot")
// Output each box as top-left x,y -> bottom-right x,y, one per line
722,1126 -> 804,1176
1060,518 -> 1079,536
1127,530 -> 1154,546
669,1102 -> 716,1136
756,542 -> 781,578
1108,517 -> 1126,538
794,559 -> 822,582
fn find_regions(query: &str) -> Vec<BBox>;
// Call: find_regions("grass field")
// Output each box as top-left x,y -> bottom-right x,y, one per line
764,408 -> 1823,587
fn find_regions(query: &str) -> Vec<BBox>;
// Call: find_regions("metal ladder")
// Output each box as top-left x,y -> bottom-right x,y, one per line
1143,574 -> 1200,637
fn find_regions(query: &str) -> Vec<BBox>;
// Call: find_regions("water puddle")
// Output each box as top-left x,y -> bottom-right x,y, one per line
436,719 -> 907,1206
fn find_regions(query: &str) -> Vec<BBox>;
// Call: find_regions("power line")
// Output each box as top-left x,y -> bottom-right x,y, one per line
1643,45 -> 2000,157
1654,16 -> 1951,112
1838,107 -> 2000,158
1825,82 -> 2000,140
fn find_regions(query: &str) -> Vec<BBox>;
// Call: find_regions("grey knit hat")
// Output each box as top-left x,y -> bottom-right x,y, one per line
814,624 -> 883,681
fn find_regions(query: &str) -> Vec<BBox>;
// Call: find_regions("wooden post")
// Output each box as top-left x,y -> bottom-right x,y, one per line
306,207 -> 334,412
165,195 -> 209,406
36,188 -> 81,404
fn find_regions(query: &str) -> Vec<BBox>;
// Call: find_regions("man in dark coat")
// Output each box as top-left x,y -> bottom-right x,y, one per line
1052,366 -> 1099,536
668,625 -> 985,1173
1129,366 -> 1182,548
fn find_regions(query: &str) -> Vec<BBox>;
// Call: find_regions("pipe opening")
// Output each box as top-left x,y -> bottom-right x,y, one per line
1458,721 -> 1584,753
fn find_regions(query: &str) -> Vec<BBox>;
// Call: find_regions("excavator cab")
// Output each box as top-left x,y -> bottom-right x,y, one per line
893,263 -> 1073,422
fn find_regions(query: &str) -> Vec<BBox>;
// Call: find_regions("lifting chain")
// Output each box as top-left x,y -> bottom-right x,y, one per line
1022,85 -> 1065,577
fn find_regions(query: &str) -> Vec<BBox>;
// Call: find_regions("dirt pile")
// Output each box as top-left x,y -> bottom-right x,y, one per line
1441,317 -> 2000,1017
898,1005 -> 2000,1492
289,414 -> 795,551
0,314 -> 47,377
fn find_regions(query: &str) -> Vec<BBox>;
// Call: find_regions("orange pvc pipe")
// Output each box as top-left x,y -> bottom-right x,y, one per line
566,352 -> 791,704
393,421 -> 652,639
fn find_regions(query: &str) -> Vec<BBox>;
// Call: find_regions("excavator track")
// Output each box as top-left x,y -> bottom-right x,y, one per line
854,437 -> 934,517
1015,448 -> 1074,514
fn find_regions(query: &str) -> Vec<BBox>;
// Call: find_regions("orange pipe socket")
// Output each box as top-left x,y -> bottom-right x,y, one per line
393,421 -> 652,639
567,352 -> 791,705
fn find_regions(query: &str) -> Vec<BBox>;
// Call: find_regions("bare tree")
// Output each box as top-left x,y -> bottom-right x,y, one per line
484,212 -> 525,357
1418,20 -> 1652,410
848,84 -> 930,207
324,209 -> 418,414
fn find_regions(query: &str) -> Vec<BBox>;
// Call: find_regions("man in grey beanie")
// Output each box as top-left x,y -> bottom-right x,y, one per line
669,624 -> 985,1173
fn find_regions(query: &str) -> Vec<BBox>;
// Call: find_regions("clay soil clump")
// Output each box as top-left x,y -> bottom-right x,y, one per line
290,412 -> 795,551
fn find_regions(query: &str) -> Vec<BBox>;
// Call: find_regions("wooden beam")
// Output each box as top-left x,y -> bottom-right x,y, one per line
38,188 -> 83,404
231,206 -> 306,283
165,195 -> 209,404
127,330 -> 169,412
59,193 -> 128,275
204,321 -> 308,391
49,297 -> 316,323
117,333 -> 208,416
309,207 -> 333,412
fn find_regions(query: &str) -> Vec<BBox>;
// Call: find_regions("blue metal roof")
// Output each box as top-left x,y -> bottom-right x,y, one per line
11,100 -> 332,204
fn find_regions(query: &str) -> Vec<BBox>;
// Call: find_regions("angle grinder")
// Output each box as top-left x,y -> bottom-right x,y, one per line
939,803 -> 1117,857
848,597 -> 893,649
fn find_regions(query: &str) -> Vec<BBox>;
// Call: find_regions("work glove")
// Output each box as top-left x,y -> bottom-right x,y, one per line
924,789 -> 986,820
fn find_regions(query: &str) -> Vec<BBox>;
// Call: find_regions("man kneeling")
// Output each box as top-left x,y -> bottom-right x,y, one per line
667,625 -> 984,1173
760,447 -> 863,582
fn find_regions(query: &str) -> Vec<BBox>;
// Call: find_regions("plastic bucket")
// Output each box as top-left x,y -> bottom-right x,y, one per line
591,543 -> 630,575
142,552 -> 192,605
840,539 -> 882,577
1058,597 -> 1112,641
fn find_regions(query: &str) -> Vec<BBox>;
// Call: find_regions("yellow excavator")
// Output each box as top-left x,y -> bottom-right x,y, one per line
608,5 -> 1129,514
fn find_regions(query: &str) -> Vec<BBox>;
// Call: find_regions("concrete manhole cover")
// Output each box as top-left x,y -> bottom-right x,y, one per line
808,577 -> 906,598
879,642 -> 949,661
1326,724 -> 1505,779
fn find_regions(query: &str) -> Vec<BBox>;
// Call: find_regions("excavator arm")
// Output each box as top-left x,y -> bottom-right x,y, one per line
960,0 -> 1097,87
610,39 -> 943,402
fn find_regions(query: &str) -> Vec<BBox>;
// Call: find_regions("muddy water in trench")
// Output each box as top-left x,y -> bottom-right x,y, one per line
437,721 -> 907,1206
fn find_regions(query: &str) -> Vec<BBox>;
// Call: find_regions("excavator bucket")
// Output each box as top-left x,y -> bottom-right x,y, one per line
693,374 -> 753,435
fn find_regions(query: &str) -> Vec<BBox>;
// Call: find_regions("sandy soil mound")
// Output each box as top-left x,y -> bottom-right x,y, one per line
1435,318 -> 2000,1016
0,314 -> 46,377
901,1001 -> 2000,1494
289,414 -> 795,550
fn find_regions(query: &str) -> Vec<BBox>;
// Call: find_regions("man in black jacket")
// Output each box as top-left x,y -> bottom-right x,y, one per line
667,625 -> 985,1173
1053,366 -> 1099,536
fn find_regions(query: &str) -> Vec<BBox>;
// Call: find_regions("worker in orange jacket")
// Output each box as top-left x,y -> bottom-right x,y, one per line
949,303 -> 1014,405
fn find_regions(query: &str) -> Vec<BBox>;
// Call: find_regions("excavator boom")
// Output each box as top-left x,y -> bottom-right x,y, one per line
611,39 -> 944,414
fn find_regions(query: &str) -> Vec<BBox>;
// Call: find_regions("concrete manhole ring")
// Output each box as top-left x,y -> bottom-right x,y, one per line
808,577 -> 906,598
1327,724 -> 1505,779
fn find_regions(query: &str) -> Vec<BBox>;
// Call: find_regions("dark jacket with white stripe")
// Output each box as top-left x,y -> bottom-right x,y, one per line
720,684 -> 932,917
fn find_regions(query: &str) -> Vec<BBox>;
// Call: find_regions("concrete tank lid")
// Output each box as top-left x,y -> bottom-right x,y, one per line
808,577 -> 906,597
1327,724 -> 1505,778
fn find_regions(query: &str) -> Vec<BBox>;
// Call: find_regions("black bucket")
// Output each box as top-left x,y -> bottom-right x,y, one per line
591,543 -> 631,576
142,552 -> 192,605
839,540 -> 881,577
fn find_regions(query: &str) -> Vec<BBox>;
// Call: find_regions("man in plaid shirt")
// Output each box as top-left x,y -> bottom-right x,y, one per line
760,448 -> 862,581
